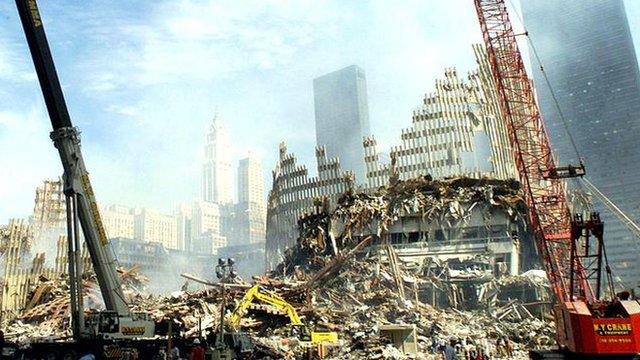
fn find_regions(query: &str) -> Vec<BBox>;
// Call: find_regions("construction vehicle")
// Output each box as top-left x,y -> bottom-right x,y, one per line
228,284 -> 338,345
14,0 -> 170,357
207,259 -> 254,360
474,1 -> 640,358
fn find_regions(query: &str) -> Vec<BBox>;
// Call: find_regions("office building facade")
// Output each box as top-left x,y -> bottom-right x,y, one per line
236,156 -> 266,245
102,205 -> 135,240
133,208 -> 178,250
522,0 -> 640,290
313,65 -> 371,182
202,114 -> 233,204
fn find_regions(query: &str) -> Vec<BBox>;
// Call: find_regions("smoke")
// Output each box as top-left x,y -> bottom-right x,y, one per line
30,227 -> 66,268
134,247 -> 267,296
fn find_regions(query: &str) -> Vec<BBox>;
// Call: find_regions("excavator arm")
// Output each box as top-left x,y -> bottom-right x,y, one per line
228,285 -> 303,329
228,285 -> 337,344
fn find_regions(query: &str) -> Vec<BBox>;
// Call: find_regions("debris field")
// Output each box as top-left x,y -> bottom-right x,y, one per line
2,177 -> 556,359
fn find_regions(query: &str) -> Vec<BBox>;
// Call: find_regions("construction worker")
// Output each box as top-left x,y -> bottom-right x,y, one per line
444,339 -> 457,360
495,338 -> 504,357
189,339 -> 205,360
170,345 -> 180,360
503,336 -> 513,358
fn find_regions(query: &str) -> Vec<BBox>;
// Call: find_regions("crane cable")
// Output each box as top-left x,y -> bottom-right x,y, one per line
506,0 -> 582,164
505,0 -> 640,292
507,2 -> 640,238
581,177 -> 640,240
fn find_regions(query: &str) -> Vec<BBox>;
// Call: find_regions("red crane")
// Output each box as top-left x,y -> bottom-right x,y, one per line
474,0 -> 640,357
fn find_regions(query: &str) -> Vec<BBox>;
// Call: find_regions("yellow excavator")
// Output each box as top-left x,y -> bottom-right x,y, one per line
228,285 -> 338,345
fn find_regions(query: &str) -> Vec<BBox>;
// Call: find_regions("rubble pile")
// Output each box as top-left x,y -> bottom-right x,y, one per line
277,176 -> 525,274
4,267 -> 150,343
251,176 -> 552,358
3,249 -> 556,358
336,176 -> 524,235
2,176 -> 554,358
478,269 -> 553,321
278,251 -> 554,359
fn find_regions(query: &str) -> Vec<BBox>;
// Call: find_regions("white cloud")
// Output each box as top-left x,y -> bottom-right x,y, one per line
0,32 -> 34,83
79,0 -> 344,89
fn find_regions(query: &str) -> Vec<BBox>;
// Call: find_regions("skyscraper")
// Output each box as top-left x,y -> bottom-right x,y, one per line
190,201 -> 226,253
133,208 -> 178,249
174,203 -> 192,251
522,0 -> 640,290
236,155 -> 266,245
202,114 -> 233,204
313,65 -> 371,181
238,155 -> 264,206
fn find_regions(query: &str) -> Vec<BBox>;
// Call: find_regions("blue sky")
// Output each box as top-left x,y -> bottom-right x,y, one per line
1,0 -> 639,223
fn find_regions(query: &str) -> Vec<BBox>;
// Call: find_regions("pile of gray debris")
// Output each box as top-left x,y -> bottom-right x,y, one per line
2,176 -> 556,359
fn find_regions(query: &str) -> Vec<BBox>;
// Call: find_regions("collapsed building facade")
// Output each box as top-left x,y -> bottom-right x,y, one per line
364,45 -> 516,187
0,220 -> 92,314
1,177 -> 553,358
278,176 -> 541,312
266,46 -> 535,285
0,179 -> 266,316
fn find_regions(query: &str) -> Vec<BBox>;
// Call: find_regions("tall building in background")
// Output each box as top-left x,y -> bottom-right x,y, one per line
238,155 -> 264,206
190,201 -> 226,253
175,204 -> 192,251
313,65 -> 371,182
133,208 -> 178,249
102,205 -> 134,239
190,201 -> 222,241
522,0 -> 640,290
236,155 -> 266,245
202,114 -> 233,204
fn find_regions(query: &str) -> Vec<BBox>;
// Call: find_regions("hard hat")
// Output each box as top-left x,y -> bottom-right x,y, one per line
193,338 -> 200,344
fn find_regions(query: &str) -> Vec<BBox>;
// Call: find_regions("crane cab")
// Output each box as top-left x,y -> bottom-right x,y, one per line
84,311 -> 155,340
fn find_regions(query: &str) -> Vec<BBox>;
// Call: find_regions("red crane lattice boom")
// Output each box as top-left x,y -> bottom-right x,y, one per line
475,1 -> 640,356
473,0 -> 591,303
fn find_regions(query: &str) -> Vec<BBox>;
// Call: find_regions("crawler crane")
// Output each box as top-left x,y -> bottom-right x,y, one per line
474,0 -> 640,358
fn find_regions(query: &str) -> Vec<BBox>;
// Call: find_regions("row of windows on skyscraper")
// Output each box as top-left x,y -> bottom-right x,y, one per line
199,114 -> 266,251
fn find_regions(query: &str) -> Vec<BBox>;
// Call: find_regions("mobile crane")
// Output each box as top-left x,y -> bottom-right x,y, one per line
474,0 -> 640,358
15,0 -> 158,355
